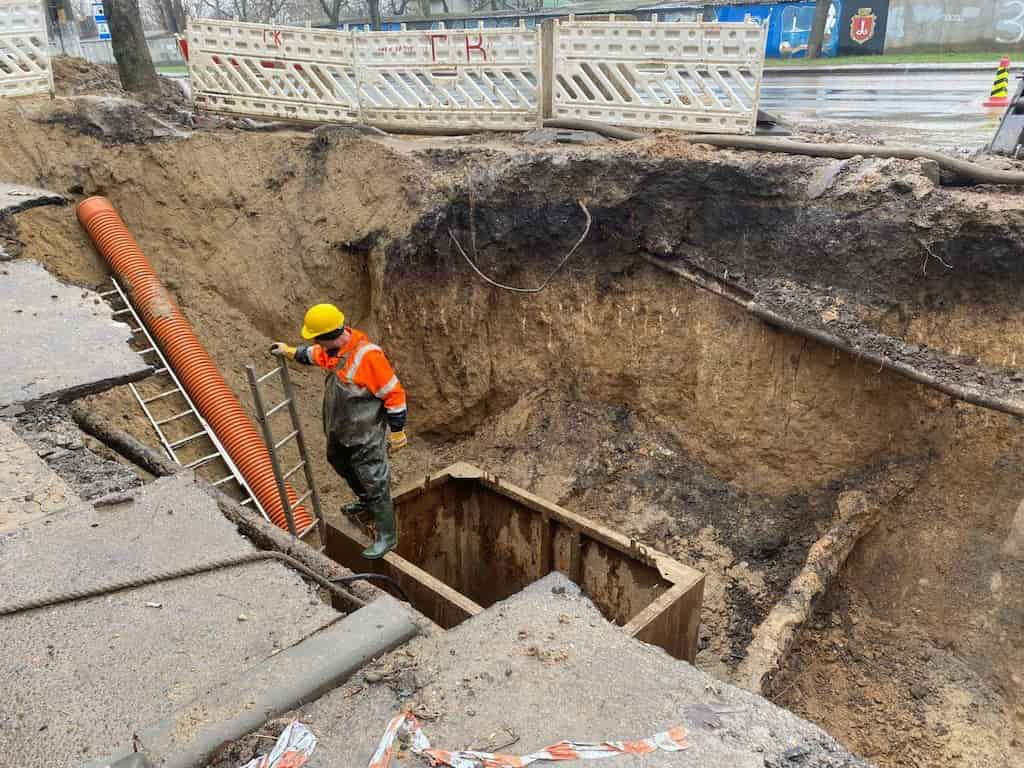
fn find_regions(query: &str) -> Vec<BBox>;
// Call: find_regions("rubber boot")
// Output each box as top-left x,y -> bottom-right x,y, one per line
342,499 -> 367,520
362,499 -> 397,559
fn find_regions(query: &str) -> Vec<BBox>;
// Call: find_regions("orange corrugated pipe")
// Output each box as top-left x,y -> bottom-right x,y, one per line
77,197 -> 312,534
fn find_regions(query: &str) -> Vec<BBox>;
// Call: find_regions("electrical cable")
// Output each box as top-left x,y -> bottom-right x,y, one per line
331,573 -> 412,604
449,199 -> 592,294
0,550 -> 366,617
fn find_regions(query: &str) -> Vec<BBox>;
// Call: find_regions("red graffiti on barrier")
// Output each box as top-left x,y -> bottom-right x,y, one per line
427,33 -> 489,62
263,29 -> 282,48
428,34 -> 447,62
465,34 -> 487,61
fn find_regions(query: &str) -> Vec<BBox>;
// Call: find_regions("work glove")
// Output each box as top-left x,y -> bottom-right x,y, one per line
388,430 -> 408,454
269,342 -> 296,359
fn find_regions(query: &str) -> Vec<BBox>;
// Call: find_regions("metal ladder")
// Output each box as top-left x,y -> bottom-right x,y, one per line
101,278 -> 268,521
246,358 -> 324,540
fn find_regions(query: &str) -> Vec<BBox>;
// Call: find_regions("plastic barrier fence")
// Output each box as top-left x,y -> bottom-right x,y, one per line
187,19 -> 540,130
552,18 -> 767,135
0,0 -> 54,99
186,17 -> 767,135
187,18 -> 361,124
355,25 -> 540,132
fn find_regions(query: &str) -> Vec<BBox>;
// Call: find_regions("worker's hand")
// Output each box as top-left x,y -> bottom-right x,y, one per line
388,430 -> 408,455
269,342 -> 296,359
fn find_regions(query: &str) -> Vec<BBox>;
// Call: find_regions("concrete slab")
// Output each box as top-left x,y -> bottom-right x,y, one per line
0,475 -> 342,767
98,596 -> 418,768
0,183 -> 64,217
0,420 -> 79,532
289,573 -> 870,768
0,260 -> 150,410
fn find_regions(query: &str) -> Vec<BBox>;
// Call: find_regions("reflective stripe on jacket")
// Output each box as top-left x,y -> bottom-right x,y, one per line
296,329 -> 407,431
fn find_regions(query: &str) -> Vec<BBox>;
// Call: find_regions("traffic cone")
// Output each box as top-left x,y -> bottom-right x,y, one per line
985,57 -> 1011,107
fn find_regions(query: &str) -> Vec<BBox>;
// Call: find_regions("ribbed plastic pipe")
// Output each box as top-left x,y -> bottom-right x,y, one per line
77,197 -> 312,533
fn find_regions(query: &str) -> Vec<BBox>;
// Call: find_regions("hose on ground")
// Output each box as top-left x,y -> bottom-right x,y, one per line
76,197 -> 312,534
545,121 -> 1024,187
0,551 -> 365,617
679,135 -> 1024,186
642,253 -> 1024,419
331,573 -> 411,604
541,118 -> 647,141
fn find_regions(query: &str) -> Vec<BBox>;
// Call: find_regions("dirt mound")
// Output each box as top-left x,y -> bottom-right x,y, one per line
41,96 -> 188,144
50,56 -> 189,121
51,56 -> 123,96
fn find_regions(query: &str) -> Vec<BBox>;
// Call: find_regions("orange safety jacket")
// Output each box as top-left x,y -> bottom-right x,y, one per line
295,329 -> 407,431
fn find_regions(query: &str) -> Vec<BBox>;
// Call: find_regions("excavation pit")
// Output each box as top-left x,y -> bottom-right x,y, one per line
325,462 -> 705,661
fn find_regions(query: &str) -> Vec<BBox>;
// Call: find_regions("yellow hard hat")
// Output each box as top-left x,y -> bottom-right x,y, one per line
301,303 -> 345,339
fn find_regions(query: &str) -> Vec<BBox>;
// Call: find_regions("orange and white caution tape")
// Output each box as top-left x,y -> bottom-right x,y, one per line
368,712 -> 689,768
239,720 -> 316,768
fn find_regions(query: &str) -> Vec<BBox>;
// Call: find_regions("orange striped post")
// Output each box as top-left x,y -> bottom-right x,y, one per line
985,57 -> 1012,108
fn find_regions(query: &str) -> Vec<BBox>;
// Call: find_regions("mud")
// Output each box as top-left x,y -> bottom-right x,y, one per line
2,66 -> 1022,768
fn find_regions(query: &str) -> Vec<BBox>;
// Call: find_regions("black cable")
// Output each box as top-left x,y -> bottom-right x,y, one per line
0,551 -> 366,617
331,573 -> 411,604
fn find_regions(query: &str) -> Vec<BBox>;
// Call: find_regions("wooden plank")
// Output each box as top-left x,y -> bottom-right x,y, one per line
624,576 -> 705,663
477,471 -> 700,587
324,523 -> 482,629
541,19 -> 555,120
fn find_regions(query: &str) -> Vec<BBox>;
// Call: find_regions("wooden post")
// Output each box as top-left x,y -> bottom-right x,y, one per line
541,19 -> 555,121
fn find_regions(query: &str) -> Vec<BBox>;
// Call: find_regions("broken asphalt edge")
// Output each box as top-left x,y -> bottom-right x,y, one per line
88,594 -> 418,768
0,366 -> 154,418
0,183 -> 66,218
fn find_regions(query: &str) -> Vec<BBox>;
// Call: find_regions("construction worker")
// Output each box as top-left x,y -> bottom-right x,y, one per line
270,303 -> 407,559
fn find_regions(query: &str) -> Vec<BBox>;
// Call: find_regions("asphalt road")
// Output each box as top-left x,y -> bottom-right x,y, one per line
760,69 -> 1006,152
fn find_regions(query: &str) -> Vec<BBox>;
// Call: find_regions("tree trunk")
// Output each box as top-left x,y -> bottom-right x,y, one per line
160,0 -> 187,35
107,0 -> 160,93
367,0 -> 382,29
806,0 -> 830,59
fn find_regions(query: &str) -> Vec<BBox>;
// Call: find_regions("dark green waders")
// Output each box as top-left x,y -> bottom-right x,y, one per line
323,349 -> 397,559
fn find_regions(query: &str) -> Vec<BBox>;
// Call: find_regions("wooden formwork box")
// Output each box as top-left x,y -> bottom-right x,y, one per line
326,462 -> 704,663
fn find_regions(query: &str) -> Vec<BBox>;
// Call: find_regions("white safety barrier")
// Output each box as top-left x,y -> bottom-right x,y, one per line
187,19 -> 540,130
186,17 -> 766,136
355,25 -> 540,132
552,18 -> 767,135
188,18 -> 361,124
0,0 -> 54,99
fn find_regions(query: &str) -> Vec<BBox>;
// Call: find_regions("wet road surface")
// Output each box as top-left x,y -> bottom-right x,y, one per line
760,70 -> 1007,152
